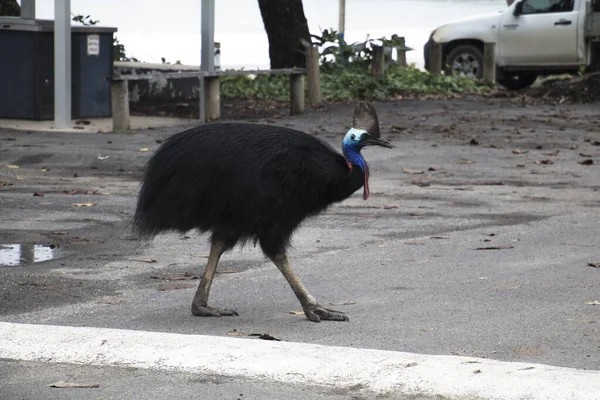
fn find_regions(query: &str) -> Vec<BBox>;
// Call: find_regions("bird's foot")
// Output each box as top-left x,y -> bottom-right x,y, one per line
304,304 -> 349,322
191,304 -> 239,317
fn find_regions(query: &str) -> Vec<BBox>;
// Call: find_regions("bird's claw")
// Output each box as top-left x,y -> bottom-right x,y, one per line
304,305 -> 349,322
191,304 -> 239,317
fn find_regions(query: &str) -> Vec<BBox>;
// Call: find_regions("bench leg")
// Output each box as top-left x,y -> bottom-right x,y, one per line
483,42 -> 496,85
111,81 -> 130,131
290,74 -> 305,116
306,47 -> 321,106
204,76 -> 220,121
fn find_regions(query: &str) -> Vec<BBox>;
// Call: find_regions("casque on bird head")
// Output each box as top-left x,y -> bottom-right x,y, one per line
342,104 -> 393,200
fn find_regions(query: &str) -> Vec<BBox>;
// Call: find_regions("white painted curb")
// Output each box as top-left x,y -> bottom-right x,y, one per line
0,322 -> 598,399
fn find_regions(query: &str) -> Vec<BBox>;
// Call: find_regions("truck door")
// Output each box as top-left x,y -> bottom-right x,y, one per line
499,0 -> 579,65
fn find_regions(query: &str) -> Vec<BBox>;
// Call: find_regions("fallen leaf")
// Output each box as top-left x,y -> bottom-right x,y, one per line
405,362 -> 418,367
33,192 -> 44,197
157,282 -> 196,291
51,231 -> 66,235
249,333 -> 281,341
534,160 -> 553,165
226,329 -> 248,337
578,159 -> 594,165
135,258 -> 157,264
456,159 -> 473,165
587,263 -> 600,268
494,284 -> 522,291
480,181 -> 505,186
7,165 -> 19,169
411,180 -> 431,187
329,301 -> 356,306
288,311 -> 305,315
150,272 -> 200,281
474,246 -> 514,250
585,301 -> 600,305
519,366 -> 536,371
72,202 -> 95,207
473,369 -> 482,374
547,150 -> 560,156
512,149 -> 521,154
139,148 -> 149,152
226,330 -> 282,341
402,168 -> 424,175
48,381 -> 99,388
391,125 -> 408,132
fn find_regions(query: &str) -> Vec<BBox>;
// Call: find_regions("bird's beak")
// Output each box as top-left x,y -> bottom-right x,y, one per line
362,134 -> 394,148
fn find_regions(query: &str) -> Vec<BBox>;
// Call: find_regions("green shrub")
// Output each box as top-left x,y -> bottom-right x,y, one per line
220,29 -> 488,102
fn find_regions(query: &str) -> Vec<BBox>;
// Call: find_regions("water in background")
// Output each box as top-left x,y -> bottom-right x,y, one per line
34,0 -> 507,69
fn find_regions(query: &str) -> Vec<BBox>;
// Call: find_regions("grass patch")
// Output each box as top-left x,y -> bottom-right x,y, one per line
220,64 -> 487,103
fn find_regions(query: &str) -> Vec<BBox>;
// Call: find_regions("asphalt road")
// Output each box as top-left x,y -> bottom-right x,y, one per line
1,97 -> 599,399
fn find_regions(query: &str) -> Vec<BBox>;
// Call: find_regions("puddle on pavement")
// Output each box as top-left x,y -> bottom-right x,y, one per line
0,244 -> 60,267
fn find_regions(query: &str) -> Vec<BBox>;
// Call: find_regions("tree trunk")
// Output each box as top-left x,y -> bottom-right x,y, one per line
258,0 -> 311,69
0,0 -> 20,16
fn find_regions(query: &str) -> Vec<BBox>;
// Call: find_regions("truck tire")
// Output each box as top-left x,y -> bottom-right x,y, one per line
445,45 -> 484,79
498,72 -> 538,90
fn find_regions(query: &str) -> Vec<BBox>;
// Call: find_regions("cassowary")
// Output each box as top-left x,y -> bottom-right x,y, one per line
133,103 -> 392,322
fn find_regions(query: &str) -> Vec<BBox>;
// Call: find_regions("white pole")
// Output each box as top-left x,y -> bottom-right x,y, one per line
200,0 -> 215,122
21,0 -> 36,19
54,0 -> 71,129
338,0 -> 346,42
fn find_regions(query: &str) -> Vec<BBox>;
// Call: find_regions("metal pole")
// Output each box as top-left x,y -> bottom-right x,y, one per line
338,0 -> 345,42
201,0 -> 215,72
200,0 -> 215,122
54,0 -> 71,129
21,0 -> 36,19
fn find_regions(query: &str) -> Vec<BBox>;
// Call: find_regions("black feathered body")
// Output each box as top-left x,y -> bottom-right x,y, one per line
134,123 -> 364,257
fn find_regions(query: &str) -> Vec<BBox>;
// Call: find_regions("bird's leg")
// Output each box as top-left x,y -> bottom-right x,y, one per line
269,252 -> 349,322
191,238 -> 238,317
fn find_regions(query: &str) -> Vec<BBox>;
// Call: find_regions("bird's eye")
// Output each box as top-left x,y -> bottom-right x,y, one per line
350,134 -> 355,140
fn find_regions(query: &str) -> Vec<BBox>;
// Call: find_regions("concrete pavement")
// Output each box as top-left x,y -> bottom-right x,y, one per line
1,321 -> 599,400
1,97 -> 600,399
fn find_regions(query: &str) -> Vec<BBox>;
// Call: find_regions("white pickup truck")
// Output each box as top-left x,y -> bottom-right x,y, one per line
424,0 -> 600,89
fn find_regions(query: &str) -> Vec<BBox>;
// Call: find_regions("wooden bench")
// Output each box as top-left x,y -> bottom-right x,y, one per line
111,67 -> 307,131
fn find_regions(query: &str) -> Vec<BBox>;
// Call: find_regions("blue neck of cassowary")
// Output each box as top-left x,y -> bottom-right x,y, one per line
343,144 -> 367,172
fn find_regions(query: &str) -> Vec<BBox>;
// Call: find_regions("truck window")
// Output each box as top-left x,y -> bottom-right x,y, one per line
521,0 -> 574,14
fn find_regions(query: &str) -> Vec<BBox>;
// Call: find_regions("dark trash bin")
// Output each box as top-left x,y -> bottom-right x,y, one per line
0,17 -> 117,120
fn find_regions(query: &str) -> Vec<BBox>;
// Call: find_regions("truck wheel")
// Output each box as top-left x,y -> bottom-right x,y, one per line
499,72 -> 538,90
445,45 -> 484,79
